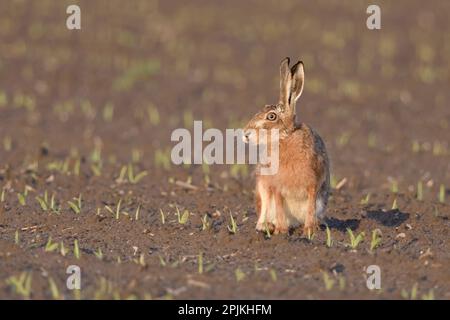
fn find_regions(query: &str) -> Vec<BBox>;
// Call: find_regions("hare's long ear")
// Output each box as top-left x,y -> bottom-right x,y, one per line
290,61 -> 304,106
279,57 -> 292,110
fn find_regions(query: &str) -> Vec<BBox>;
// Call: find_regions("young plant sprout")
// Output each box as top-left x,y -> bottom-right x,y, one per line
175,206 -> 189,224
227,212 -> 237,234
370,229 -> 382,251
347,228 -> 365,249
325,224 -> 333,248
45,236 -> 59,252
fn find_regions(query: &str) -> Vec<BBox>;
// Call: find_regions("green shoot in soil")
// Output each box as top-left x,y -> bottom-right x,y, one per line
201,214 -> 210,231
160,208 -> 165,224
417,181 -> 423,201
235,268 -> 245,282
227,213 -> 237,234
175,206 -> 189,224
370,229 -> 382,251
15,230 -> 19,245
198,252 -> 203,274
74,239 -> 80,259
325,224 -> 333,248
68,194 -> 82,214
322,272 -> 335,291
439,184 -> 445,203
45,236 -> 59,252
94,248 -> 103,260
347,228 -> 365,249
48,277 -> 60,300
6,272 -> 32,299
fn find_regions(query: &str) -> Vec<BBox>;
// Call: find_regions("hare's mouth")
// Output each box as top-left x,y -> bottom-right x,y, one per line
242,130 -> 251,143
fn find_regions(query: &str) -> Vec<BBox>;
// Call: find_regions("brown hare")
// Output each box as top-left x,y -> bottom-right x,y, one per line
243,57 -> 330,235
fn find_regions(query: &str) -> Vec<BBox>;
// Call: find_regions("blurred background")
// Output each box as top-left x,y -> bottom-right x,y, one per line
0,0 -> 449,200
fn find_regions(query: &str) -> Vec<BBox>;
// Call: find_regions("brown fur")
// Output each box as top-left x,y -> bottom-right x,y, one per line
243,58 -> 330,235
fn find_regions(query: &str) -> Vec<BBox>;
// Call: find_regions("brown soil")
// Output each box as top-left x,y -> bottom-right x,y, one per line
0,0 -> 449,299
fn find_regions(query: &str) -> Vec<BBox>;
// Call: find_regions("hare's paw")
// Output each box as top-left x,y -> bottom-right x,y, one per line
303,219 -> 319,237
273,225 -> 289,234
256,221 -> 275,233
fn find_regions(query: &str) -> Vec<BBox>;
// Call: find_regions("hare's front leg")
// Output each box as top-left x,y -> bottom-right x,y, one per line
255,179 -> 273,232
273,191 -> 288,234
303,185 -> 319,236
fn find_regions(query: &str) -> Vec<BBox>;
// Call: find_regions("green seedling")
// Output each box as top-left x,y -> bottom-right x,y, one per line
133,253 -> 146,267
230,164 -> 248,178
227,213 -> 237,234
336,132 -> 350,147
330,175 -> 338,189
439,184 -> 445,203
117,165 -> 127,183
35,191 -> 50,211
147,104 -> 160,125
17,192 -> 27,206
270,269 -> 277,282
412,140 -> 420,153
73,159 -> 81,176
154,148 -> 171,170
360,193 -> 371,205
158,255 -> 167,267
105,199 -> 122,220
325,224 -> 333,248
6,272 -> 32,299
401,283 -> 418,300
421,289 -> 435,300
201,214 -> 210,231
45,236 -> 59,252
60,242 -> 67,257
235,268 -> 245,282
160,208 -> 165,224
347,228 -> 365,249
74,239 -> 80,259
15,230 -> 19,245
48,277 -> 60,300
49,193 -> 60,214
134,205 -> 141,221
94,248 -> 103,260
102,103 -> 114,122
338,276 -> 346,290
127,164 -> 147,184
68,194 -> 82,214
417,181 -> 423,201
370,229 -> 382,251
392,198 -> 398,210
322,272 -> 335,291
132,149 -> 143,163
391,180 -> 398,193
90,163 -> 102,176
3,136 -> 12,151
175,206 -> 189,224
198,252 -> 203,274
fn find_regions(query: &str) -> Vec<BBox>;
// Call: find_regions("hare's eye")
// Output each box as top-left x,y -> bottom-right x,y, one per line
266,112 -> 277,121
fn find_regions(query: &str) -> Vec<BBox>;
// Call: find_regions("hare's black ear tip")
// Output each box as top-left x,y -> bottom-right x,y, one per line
281,57 -> 290,64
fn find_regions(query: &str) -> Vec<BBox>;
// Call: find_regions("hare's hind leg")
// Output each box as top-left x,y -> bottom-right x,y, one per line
273,191 -> 288,234
303,185 -> 319,236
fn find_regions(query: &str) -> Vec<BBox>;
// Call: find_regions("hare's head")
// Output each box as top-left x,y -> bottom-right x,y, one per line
243,57 -> 304,144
